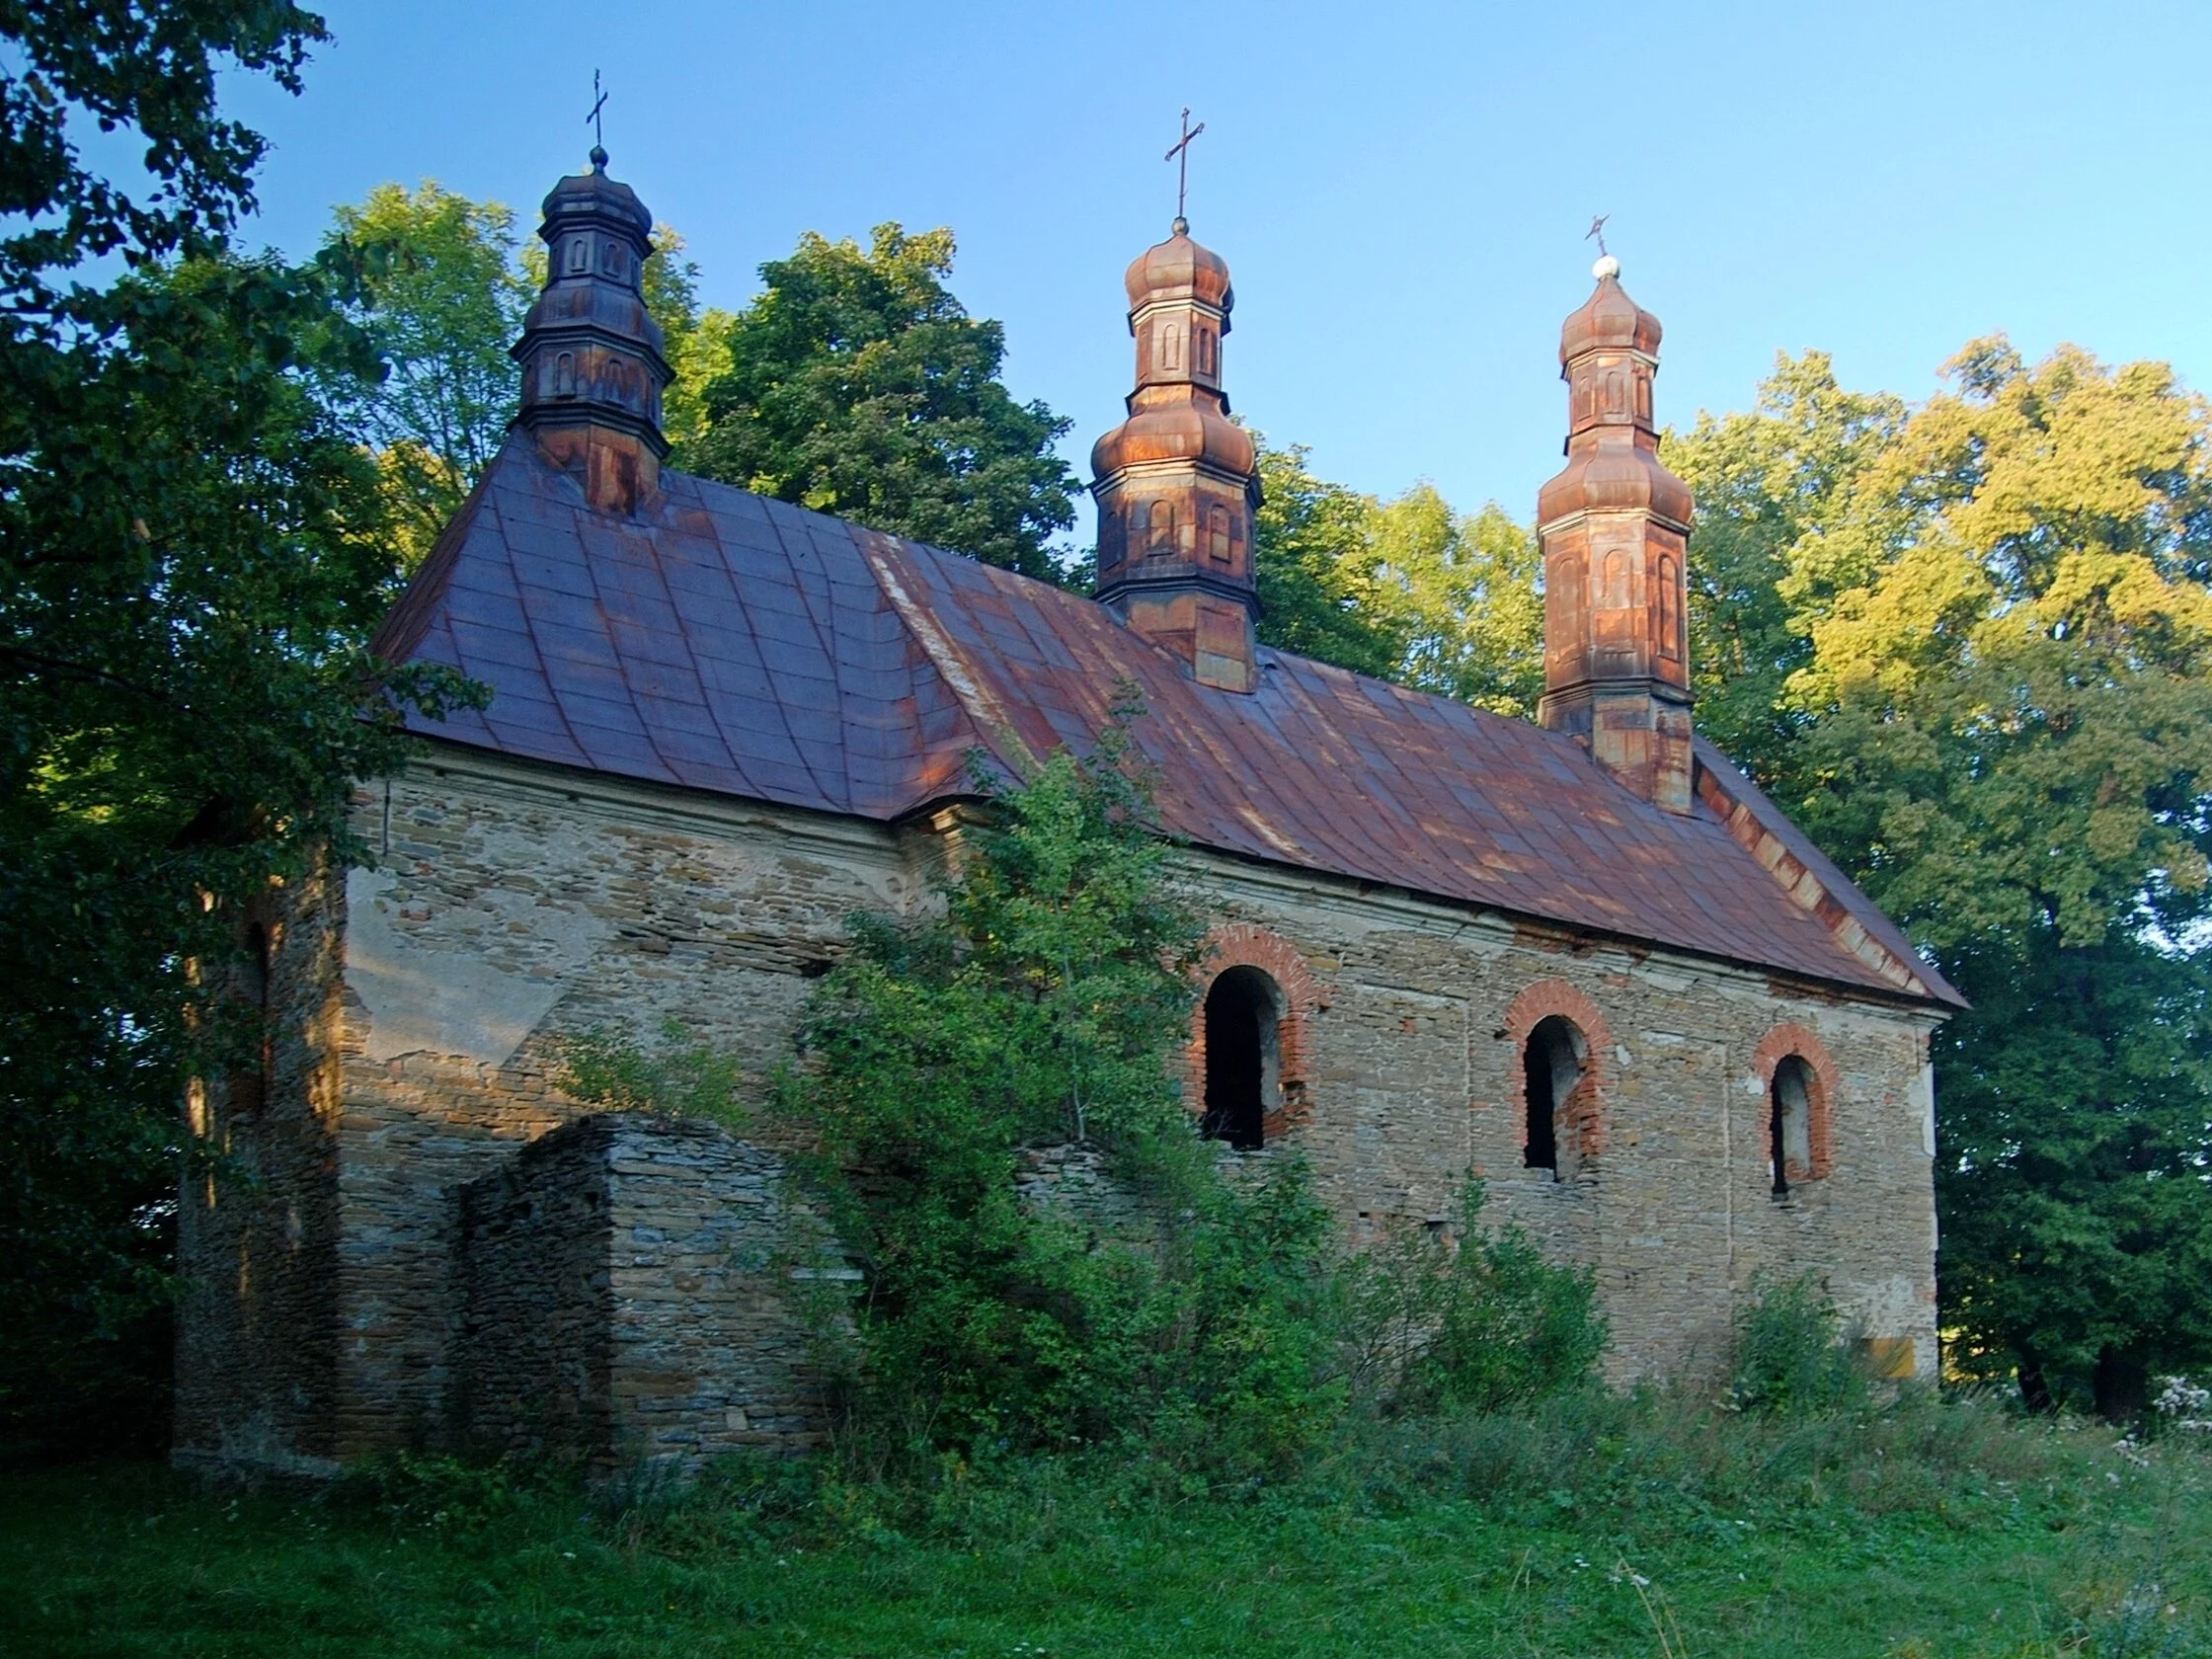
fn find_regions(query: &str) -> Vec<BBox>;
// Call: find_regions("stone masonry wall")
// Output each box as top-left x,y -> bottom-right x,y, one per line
600,1117 -> 842,1469
324,749 -> 914,1462
456,1113 -> 835,1472
1188,860 -> 1942,1387
173,864 -> 349,1473
453,1116 -> 612,1461
179,740 -> 1941,1468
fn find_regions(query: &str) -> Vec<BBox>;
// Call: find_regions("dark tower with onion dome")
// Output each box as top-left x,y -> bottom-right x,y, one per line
512,143 -> 672,514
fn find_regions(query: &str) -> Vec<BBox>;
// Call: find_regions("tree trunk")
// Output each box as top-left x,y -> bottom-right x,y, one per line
2093,1345 -> 2147,1424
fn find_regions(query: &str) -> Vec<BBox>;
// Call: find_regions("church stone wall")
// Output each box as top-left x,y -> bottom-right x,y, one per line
323,749 -> 915,1463
1184,857 -> 1942,1386
453,1116 -> 612,1461
173,863 -> 349,1474
178,740 -> 1940,1470
456,1114 -> 838,1472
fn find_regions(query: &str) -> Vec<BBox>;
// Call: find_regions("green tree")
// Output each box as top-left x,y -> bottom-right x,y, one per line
677,224 -> 1079,581
1251,436 -> 1406,678
784,715 -> 1346,1465
326,182 -> 531,566
1766,340 -> 2212,1415
1665,353 -> 1905,783
0,8 -> 475,1454
1249,438 -> 1542,714
637,225 -> 733,451
1377,489 -> 1545,717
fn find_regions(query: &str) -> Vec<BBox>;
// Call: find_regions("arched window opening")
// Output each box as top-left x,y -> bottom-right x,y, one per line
1523,1015 -> 1585,1178
1203,966 -> 1281,1149
1771,1055 -> 1814,1197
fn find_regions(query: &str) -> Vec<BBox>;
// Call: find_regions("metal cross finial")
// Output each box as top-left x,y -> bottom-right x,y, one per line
1164,108 -> 1206,226
1585,213 -> 1611,258
586,69 -> 609,166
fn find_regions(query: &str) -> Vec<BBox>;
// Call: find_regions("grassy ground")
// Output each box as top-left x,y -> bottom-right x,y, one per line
7,1395 -> 2208,1659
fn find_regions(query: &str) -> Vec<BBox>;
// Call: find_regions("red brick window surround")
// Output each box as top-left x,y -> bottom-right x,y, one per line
1184,924 -> 1323,1145
1500,980 -> 1612,1173
1750,1023 -> 1839,1185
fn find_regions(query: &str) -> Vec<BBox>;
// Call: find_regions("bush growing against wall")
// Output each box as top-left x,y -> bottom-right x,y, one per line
1726,1272 -> 1867,1416
772,710 -> 1609,1471
1338,1185 -> 1609,1417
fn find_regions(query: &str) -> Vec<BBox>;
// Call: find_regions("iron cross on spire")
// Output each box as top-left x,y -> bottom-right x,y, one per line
586,69 -> 609,165
1586,213 -> 1611,257
1164,108 -> 1206,226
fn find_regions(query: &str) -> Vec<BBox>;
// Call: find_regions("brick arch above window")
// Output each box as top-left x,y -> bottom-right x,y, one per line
1750,1021 -> 1840,1181
1184,923 -> 1327,1141
1501,979 -> 1613,1162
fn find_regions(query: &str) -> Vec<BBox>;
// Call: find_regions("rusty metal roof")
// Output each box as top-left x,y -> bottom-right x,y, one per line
375,437 -> 1960,1008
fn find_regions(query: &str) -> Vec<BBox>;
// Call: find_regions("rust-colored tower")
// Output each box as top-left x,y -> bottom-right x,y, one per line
1536,254 -> 1696,813
1090,218 -> 1262,691
513,145 -> 672,514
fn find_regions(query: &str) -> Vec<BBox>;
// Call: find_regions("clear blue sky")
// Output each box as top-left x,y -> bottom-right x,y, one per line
224,0 -> 2212,539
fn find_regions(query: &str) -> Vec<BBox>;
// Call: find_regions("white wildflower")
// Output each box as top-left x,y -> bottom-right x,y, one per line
2153,1375 -> 2211,1430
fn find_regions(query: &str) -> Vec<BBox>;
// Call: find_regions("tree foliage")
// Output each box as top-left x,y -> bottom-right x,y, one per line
1682,343 -> 2212,1415
327,182 -> 722,567
325,182 -> 531,566
677,224 -> 1079,581
1664,353 -> 1905,781
1251,440 -> 1544,714
0,7 -> 476,1456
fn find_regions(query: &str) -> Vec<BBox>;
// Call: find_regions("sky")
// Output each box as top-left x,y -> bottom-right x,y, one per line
222,0 -> 2212,542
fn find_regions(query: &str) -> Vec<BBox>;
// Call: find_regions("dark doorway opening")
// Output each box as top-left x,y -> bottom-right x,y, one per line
1203,967 -> 1280,1149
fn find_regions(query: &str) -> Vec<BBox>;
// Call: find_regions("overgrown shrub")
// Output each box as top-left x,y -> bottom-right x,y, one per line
1726,1272 -> 1866,1416
561,1017 -> 750,1130
778,707 -> 1612,1476
781,712 -> 1356,1471
1339,1183 -> 1608,1416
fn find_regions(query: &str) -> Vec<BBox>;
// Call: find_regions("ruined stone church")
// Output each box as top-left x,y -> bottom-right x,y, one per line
176,146 -> 1962,1474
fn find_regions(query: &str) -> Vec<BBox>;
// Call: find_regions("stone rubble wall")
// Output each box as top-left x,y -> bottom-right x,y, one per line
172,863 -> 349,1473
320,753 -> 914,1462
456,1113 -> 838,1473
600,1115 -> 843,1469
453,1115 -> 612,1461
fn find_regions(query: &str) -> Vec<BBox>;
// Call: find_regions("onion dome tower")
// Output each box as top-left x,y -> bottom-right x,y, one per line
512,142 -> 672,514
1536,252 -> 1697,812
1090,216 -> 1263,692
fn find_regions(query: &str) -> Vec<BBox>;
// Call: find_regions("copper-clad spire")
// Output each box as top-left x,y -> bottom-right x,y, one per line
1536,252 -> 1697,813
512,147 -> 671,514
1089,215 -> 1262,692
